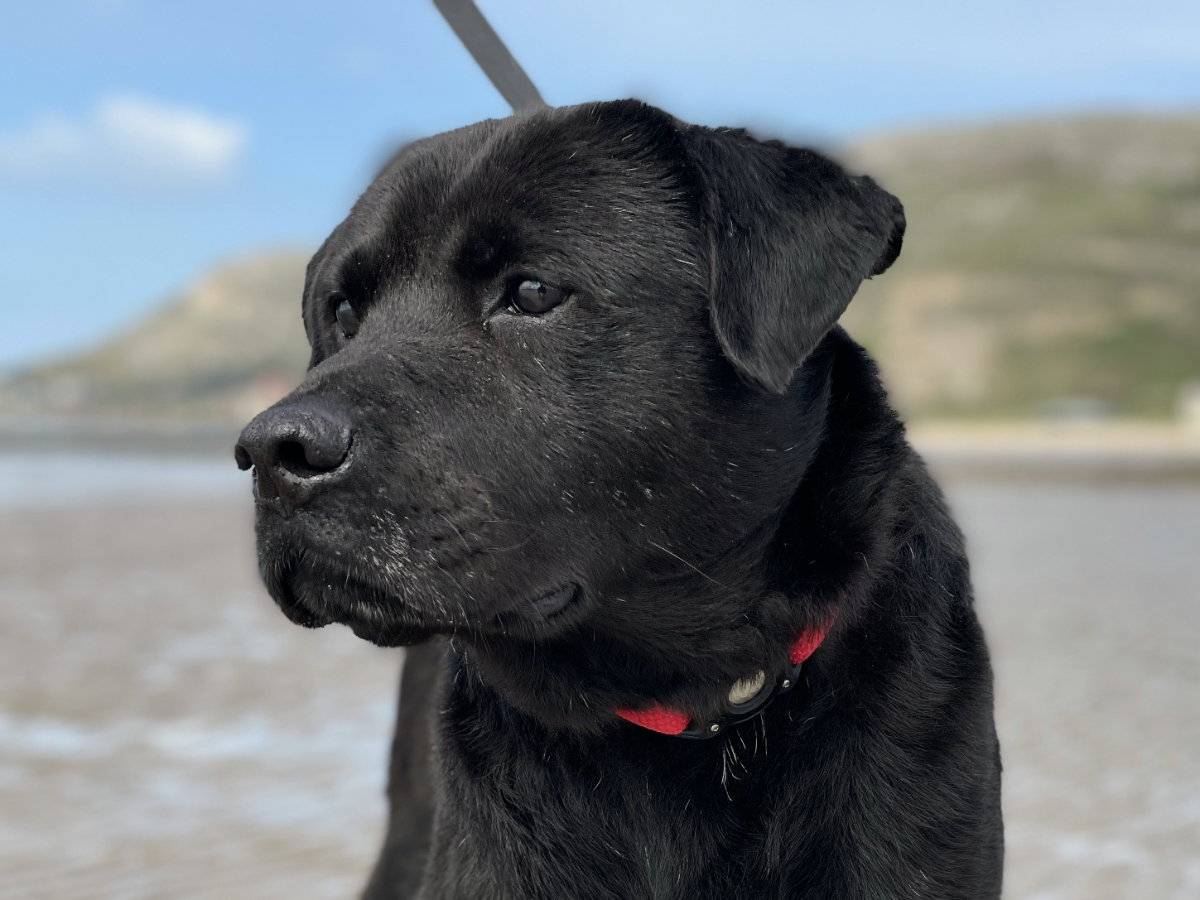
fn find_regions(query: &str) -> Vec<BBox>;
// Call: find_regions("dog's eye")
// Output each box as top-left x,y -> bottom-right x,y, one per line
509,280 -> 568,315
333,296 -> 361,338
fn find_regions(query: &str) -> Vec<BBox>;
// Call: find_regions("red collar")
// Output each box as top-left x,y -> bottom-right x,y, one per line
615,618 -> 834,739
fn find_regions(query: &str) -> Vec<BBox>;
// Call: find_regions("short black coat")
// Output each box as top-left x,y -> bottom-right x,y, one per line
240,100 -> 1003,899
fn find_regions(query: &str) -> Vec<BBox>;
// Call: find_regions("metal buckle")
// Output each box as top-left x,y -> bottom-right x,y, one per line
676,659 -> 805,740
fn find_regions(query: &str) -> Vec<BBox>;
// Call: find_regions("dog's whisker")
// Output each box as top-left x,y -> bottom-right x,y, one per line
646,540 -> 730,590
438,513 -> 473,554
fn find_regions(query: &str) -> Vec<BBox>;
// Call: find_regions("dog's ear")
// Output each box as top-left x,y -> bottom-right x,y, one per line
680,127 -> 905,394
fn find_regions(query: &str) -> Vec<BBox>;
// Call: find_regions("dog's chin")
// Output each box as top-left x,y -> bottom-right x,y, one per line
343,616 -> 441,648
270,571 -> 336,630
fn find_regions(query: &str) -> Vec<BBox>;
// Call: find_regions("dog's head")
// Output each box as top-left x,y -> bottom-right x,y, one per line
236,100 -> 903,728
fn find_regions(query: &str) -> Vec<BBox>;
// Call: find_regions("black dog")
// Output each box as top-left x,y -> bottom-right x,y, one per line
236,100 -> 1002,899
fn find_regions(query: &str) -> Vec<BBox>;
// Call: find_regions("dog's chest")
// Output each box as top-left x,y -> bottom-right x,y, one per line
423,690 -> 806,899
427,769 -> 781,899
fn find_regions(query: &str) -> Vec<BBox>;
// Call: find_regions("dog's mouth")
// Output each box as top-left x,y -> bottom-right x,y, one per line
530,584 -> 578,618
264,543 -> 589,645
487,582 -> 590,640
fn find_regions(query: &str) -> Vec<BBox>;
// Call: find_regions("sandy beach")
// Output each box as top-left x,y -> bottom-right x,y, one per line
0,455 -> 1197,899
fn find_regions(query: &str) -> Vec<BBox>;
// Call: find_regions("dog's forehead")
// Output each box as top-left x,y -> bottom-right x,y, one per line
334,105 -> 701,288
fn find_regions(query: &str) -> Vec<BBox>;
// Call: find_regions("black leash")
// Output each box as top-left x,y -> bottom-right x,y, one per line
433,0 -> 546,112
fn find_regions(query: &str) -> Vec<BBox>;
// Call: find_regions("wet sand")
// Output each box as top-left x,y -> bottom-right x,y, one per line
952,482 -> 1200,899
1,473 -> 1197,898
0,500 -> 400,899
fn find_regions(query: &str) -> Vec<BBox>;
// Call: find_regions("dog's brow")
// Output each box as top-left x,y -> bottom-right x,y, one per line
338,249 -> 382,298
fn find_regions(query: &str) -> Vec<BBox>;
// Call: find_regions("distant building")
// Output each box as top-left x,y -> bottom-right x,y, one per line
1179,381 -> 1200,427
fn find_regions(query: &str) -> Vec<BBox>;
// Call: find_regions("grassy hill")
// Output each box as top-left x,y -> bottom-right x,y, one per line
840,114 -> 1200,419
1,251 -> 311,420
2,113 -> 1198,422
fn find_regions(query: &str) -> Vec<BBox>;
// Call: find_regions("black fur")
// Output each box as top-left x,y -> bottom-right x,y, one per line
238,100 -> 1002,899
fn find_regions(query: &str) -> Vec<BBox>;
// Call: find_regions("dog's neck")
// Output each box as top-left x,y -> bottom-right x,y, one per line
610,330 -> 909,737
458,329 -> 911,737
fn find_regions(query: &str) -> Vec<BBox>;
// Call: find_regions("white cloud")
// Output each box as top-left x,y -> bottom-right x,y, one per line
0,94 -> 248,188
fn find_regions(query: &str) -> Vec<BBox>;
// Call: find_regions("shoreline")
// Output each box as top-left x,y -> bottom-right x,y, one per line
908,421 -> 1200,481
3,415 -> 1200,481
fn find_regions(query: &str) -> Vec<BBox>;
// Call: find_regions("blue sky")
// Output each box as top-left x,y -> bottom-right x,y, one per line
2,0 -> 1198,370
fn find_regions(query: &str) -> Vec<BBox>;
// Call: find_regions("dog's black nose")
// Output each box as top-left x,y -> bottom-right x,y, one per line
235,402 -> 354,506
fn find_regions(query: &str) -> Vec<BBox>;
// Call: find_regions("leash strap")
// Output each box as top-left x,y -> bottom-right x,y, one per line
433,0 -> 547,112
